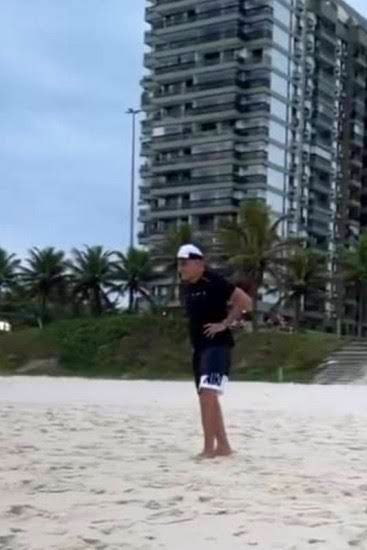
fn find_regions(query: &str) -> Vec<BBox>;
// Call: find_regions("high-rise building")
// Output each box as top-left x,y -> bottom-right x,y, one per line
139,0 -> 367,331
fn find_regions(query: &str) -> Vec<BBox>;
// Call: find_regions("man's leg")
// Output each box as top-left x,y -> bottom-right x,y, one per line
196,347 -> 233,458
198,389 -> 217,458
213,396 -> 232,456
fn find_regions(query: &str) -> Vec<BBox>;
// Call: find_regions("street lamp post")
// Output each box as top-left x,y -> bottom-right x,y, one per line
126,108 -> 141,250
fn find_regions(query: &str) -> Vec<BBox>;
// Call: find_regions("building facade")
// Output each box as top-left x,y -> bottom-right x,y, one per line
139,0 -> 367,331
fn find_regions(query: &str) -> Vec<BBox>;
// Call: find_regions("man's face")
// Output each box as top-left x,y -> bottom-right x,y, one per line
177,258 -> 204,283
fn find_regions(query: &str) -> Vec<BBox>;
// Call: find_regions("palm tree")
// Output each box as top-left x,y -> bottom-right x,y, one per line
21,247 -> 67,325
113,248 -> 154,312
68,245 -> 115,316
219,200 -> 297,330
0,248 -> 20,304
278,248 -> 327,330
341,234 -> 367,337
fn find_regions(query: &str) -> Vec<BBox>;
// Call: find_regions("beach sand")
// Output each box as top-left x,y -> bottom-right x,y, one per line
1,377 -> 367,549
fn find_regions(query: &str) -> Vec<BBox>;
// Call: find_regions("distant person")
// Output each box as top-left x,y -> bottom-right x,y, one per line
177,244 -> 253,459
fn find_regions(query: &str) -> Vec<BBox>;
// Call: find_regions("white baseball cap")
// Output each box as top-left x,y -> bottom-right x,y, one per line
177,244 -> 204,260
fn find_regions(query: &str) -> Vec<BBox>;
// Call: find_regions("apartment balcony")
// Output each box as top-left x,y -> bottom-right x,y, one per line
139,187 -> 151,204
310,154 -> 332,171
141,75 -> 155,91
153,4 -> 242,31
307,220 -> 330,236
354,53 -> 367,68
351,132 -> 364,147
155,60 -> 196,76
152,27 -> 272,54
308,203 -> 332,222
349,210 -> 361,224
154,49 -> 269,74
350,177 -> 362,190
141,140 -> 151,157
144,30 -> 154,46
154,0 -> 190,5
154,100 -> 240,123
350,155 -> 363,169
141,120 -> 153,138
138,228 -> 165,245
349,197 -> 361,209
315,77 -> 335,98
141,91 -> 152,108
138,230 -> 150,245
151,129 -> 233,148
153,56 -> 242,78
153,149 -> 234,169
309,178 -> 331,195
314,85 -> 334,104
313,118 -> 334,133
154,77 -> 237,101
152,149 -> 267,173
145,6 -> 155,24
154,28 -> 241,53
354,75 -> 366,89
138,209 -> 150,223
352,96 -> 365,115
149,125 -> 267,149
151,197 -> 240,216
153,4 -> 276,33
318,27 -> 337,46
151,173 -> 235,191
140,163 -> 152,177
315,48 -> 335,66
143,53 -> 155,70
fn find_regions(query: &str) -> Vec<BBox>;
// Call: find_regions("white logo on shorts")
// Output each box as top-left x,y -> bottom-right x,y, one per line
199,373 -> 228,394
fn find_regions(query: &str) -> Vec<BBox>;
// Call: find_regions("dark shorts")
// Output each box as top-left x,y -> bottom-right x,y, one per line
192,346 -> 231,394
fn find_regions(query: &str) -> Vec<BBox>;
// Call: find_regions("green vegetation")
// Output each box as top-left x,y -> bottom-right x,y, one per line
0,315 -> 342,383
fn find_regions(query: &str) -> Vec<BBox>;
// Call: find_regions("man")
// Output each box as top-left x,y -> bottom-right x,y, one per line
177,244 -> 253,459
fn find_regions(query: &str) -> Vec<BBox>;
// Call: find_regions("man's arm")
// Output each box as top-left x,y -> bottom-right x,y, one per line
223,287 -> 253,328
204,287 -> 253,338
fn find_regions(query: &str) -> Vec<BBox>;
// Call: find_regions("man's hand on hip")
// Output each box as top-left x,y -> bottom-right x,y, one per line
203,322 -> 228,338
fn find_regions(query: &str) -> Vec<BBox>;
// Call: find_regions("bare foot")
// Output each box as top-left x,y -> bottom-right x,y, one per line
215,447 -> 234,457
195,450 -> 216,460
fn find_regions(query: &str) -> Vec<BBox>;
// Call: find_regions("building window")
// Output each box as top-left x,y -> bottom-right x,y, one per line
203,51 -> 220,64
269,120 -> 287,145
201,122 -> 217,132
271,96 -> 287,122
273,24 -> 290,50
270,48 -> 289,75
271,72 -> 288,99
268,143 -> 286,168
273,1 -> 291,28
267,190 -> 284,214
268,167 -> 285,192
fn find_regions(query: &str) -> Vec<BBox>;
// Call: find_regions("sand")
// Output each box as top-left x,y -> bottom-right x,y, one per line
1,377 -> 367,549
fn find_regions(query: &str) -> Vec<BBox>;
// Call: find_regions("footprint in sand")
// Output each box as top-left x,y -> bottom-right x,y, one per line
7,505 -> 31,516
145,500 -> 161,510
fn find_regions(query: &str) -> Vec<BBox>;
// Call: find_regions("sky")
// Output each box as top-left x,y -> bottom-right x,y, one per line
0,0 -> 366,258
0,0 -> 146,258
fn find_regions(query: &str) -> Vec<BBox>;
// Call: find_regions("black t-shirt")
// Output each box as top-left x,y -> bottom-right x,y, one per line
183,270 -> 235,350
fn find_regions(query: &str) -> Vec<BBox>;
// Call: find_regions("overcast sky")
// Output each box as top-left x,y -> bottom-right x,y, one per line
0,0 -> 366,258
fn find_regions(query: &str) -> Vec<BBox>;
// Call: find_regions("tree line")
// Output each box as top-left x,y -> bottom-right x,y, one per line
1,201 -> 367,334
